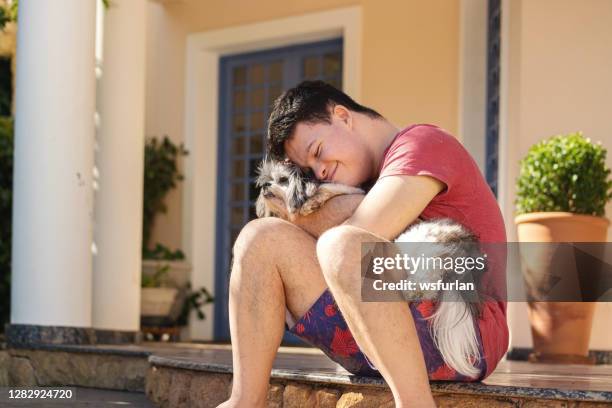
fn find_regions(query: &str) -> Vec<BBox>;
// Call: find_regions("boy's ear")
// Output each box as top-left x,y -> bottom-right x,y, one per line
333,104 -> 352,128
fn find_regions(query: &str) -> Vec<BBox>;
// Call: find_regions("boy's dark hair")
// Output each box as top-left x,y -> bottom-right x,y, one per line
266,80 -> 382,160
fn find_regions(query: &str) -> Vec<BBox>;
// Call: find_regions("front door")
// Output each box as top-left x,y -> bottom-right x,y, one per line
214,38 -> 343,341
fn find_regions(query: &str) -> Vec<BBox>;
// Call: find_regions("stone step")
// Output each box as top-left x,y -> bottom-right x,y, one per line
146,346 -> 612,408
2,342 -> 611,407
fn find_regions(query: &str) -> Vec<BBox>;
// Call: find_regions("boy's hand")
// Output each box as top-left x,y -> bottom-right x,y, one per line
290,194 -> 365,238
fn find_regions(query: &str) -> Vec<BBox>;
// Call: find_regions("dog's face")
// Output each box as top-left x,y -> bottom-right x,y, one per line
255,160 -> 319,218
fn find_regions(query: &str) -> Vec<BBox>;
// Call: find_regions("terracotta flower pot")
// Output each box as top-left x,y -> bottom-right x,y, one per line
515,212 -> 609,364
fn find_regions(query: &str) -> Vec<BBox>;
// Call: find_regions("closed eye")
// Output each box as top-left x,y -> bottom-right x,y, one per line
315,144 -> 321,158
278,176 -> 289,184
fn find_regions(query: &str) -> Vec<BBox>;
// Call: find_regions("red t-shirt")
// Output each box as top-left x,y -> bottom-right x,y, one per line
376,123 -> 508,378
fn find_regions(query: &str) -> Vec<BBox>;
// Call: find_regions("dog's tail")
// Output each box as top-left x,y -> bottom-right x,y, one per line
427,292 -> 481,378
394,218 -> 483,378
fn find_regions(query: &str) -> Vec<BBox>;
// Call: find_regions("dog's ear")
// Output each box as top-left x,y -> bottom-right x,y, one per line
286,183 -> 306,213
286,168 -> 312,213
255,194 -> 270,218
255,159 -> 271,188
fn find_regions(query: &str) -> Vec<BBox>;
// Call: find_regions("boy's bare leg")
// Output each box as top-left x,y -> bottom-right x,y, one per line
317,225 -> 436,408
219,195 -> 435,407
218,217 -> 327,408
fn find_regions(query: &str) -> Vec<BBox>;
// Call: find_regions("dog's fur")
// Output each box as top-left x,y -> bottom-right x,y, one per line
255,159 -> 484,378
255,160 -> 364,219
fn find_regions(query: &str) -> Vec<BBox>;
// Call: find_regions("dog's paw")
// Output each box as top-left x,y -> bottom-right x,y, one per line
298,183 -> 364,216
299,197 -> 325,216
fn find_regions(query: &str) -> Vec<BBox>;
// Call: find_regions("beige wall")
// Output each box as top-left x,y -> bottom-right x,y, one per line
144,0 -> 611,348
503,0 -> 612,350
145,0 -> 461,250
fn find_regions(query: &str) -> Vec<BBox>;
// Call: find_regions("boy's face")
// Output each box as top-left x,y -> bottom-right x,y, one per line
284,107 -> 373,187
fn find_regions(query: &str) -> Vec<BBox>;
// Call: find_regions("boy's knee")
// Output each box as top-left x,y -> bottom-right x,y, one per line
317,226 -> 365,283
232,217 -> 292,259
317,225 -> 370,256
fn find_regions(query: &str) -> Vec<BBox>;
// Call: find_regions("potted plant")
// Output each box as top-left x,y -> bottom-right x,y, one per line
141,135 -> 191,287
141,265 -> 184,326
141,264 -> 214,341
142,244 -> 191,291
515,132 -> 612,363
141,136 -> 214,339
142,135 -> 188,254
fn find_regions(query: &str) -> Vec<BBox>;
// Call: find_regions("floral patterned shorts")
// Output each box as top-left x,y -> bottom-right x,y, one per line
287,289 -> 486,381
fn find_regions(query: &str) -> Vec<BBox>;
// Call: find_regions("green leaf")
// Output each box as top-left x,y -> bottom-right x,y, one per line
142,135 -> 189,252
0,116 -> 13,331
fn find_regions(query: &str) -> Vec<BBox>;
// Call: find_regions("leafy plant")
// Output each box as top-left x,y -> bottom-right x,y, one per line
0,0 -> 111,31
141,267 -> 214,327
515,132 -> 612,216
142,136 -> 188,255
142,243 -> 185,261
141,264 -> 170,288
177,283 -> 214,327
0,1 -> 17,31
0,117 -> 12,332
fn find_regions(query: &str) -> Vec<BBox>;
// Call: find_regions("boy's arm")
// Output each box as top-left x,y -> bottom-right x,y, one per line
289,194 -> 364,238
277,174 -> 443,240
343,174 -> 445,240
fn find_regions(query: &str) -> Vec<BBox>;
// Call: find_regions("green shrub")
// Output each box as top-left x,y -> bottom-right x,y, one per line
0,117 -> 13,331
0,1 -> 17,31
142,136 -> 188,255
142,243 -> 185,261
177,283 -> 214,327
515,132 -> 612,216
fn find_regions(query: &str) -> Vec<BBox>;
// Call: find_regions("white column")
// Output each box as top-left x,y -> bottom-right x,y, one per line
92,0 -> 147,331
11,0 -> 97,326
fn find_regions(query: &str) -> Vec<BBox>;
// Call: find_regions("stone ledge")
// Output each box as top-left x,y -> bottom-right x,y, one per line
6,342 -> 153,357
149,354 -> 612,403
4,348 -> 149,392
146,364 -> 612,408
507,347 -> 612,365
4,324 -> 140,347
0,350 -> 9,386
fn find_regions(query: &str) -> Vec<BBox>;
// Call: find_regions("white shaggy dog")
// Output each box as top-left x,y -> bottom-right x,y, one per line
255,159 -> 484,378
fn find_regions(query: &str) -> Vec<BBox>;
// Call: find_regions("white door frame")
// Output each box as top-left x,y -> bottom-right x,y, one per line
458,0 -> 487,174
458,0 -> 529,351
181,7 -> 362,340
